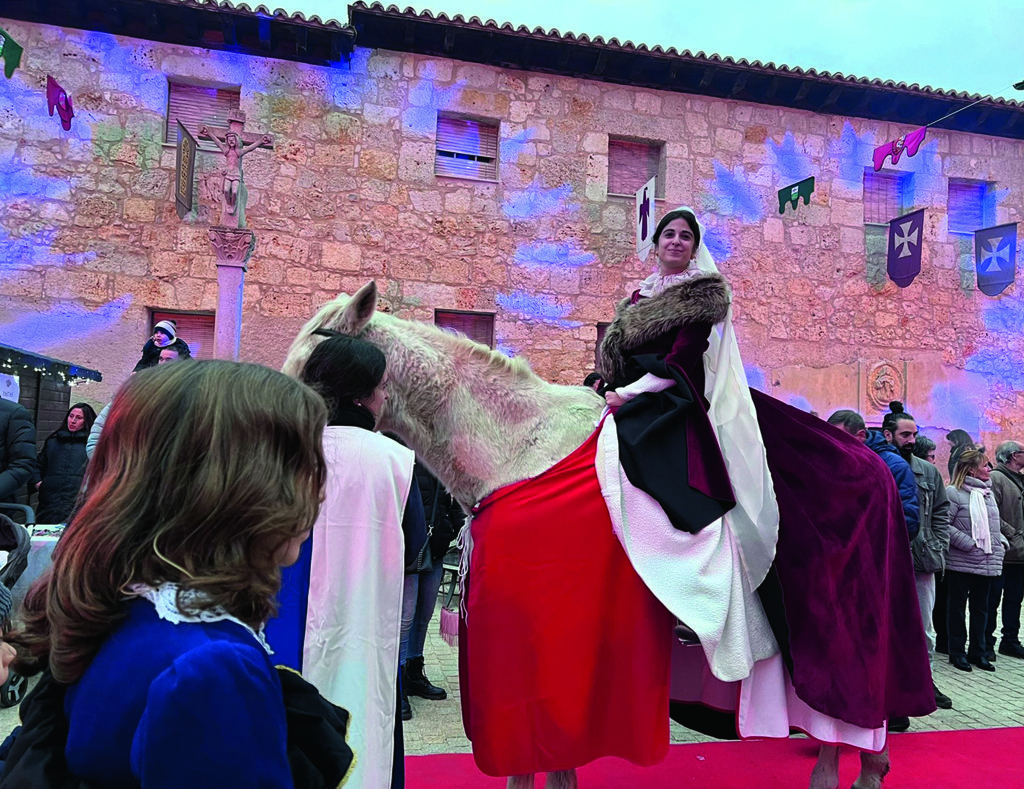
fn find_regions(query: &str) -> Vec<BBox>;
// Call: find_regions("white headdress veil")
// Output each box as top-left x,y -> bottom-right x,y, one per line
660,207 -> 779,591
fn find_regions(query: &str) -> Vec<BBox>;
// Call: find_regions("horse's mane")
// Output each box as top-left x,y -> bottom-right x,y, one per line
379,312 -> 542,386
284,287 -> 603,507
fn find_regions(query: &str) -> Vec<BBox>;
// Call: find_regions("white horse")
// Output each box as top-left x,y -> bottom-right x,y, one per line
284,281 -> 891,789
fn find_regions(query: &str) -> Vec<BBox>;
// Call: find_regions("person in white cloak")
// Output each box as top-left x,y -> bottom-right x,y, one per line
266,334 -> 426,789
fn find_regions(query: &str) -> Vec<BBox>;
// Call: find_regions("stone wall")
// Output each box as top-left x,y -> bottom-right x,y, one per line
1,18 -> 1022,453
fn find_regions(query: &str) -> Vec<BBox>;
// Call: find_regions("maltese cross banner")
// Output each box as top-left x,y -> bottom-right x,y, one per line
975,223 -> 1018,297
887,208 -> 925,288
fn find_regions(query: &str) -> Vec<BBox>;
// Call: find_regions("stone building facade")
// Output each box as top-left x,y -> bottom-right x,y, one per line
1,2 -> 1023,456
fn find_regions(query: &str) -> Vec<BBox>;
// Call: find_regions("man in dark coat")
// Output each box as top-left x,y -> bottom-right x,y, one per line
880,404 -> 954,709
403,460 -> 464,707
865,429 -> 920,540
0,398 -> 36,507
827,409 -> 920,539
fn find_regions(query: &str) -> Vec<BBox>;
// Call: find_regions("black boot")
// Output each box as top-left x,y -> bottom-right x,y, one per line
404,656 -> 447,700
401,688 -> 413,721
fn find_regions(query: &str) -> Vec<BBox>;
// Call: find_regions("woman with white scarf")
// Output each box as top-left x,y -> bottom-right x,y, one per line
946,447 -> 1006,672
597,207 -> 935,746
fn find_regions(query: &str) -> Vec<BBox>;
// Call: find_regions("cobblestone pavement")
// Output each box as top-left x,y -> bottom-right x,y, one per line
402,598 -> 1024,756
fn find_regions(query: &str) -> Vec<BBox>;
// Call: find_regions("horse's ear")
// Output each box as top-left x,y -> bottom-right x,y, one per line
340,281 -> 378,333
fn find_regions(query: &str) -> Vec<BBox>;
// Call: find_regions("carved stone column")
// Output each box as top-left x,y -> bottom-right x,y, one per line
209,226 -> 256,361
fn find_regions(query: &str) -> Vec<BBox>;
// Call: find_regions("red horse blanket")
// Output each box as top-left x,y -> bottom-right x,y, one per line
460,429 -> 673,777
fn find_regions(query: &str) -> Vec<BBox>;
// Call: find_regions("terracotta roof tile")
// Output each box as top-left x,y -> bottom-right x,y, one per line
347,1 -> 1020,108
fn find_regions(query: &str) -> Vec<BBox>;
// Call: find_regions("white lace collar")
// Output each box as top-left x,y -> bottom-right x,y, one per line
129,582 -> 273,655
637,265 -> 703,297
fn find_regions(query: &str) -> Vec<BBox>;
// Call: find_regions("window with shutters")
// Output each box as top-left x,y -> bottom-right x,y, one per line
165,81 -> 241,146
863,169 -> 908,225
150,311 -> 216,360
435,310 -> 495,348
862,170 -> 910,289
607,137 -> 665,198
434,114 -> 500,181
948,179 -> 993,234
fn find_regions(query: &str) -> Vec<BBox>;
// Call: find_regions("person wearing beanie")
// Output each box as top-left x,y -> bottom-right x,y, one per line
152,320 -> 177,346
134,320 -> 187,372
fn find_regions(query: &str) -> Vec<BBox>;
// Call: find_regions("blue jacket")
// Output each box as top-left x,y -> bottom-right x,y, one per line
64,599 -> 293,788
866,430 -> 920,539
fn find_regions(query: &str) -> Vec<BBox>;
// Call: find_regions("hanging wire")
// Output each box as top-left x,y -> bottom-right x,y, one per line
925,80 -> 1022,129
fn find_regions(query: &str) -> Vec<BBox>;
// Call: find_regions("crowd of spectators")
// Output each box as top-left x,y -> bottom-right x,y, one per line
826,401 -> 1024,732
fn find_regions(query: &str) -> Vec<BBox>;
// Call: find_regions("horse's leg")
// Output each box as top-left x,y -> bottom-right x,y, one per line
809,744 -> 841,789
544,769 -> 578,789
507,775 -> 534,789
852,746 -> 890,789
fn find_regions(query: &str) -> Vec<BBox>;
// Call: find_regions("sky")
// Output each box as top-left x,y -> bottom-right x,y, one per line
274,0 -> 1022,101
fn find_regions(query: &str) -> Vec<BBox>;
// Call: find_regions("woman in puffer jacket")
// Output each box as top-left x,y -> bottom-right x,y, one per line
946,447 -> 1006,672
35,402 -> 96,524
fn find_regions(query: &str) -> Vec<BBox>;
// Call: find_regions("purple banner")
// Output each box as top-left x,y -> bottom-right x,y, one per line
887,208 -> 925,288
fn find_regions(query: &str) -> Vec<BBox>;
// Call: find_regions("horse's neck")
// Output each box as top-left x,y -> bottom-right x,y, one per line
378,330 -> 601,507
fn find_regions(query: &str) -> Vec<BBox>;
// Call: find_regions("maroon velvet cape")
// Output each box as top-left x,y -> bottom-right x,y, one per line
619,320 -> 936,729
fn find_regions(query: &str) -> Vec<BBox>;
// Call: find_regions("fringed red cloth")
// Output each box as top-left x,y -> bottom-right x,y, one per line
459,428 -> 672,777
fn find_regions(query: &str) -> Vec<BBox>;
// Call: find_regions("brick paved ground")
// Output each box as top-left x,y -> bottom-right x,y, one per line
401,597 -> 1024,756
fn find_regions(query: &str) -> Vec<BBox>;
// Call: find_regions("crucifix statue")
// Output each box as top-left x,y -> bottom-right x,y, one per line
199,109 -> 273,229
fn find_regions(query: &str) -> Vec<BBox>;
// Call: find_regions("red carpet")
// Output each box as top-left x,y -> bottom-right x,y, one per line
407,728 -> 1024,788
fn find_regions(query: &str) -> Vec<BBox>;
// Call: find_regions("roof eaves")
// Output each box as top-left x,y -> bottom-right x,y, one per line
349,1 -> 1022,110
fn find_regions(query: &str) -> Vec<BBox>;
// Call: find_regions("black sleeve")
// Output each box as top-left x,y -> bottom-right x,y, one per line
0,405 -> 37,500
445,491 -> 466,532
133,339 -> 161,372
401,477 -> 427,568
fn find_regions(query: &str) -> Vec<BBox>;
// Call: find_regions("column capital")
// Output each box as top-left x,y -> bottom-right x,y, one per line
209,226 -> 256,269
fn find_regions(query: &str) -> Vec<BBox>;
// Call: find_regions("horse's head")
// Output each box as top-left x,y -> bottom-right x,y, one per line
282,281 -> 379,378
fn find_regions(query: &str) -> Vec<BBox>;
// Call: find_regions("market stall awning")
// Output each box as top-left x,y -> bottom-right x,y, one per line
0,344 -> 102,384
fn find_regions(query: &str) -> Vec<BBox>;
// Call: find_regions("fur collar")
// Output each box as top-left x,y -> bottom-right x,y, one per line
598,273 -> 730,384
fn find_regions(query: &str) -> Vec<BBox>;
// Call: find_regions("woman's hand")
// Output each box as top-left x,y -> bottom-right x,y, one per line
605,391 -> 626,409
0,641 -> 16,685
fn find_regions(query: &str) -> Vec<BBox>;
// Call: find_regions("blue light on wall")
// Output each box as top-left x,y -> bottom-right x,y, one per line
787,394 -> 814,413
832,122 -> 875,185
0,160 -> 72,202
513,241 -> 596,270
327,53 -> 371,109
0,295 -> 133,350
496,291 -> 581,328
500,127 -> 541,164
981,291 -> 1024,333
744,364 -> 767,392
768,132 -> 813,185
964,289 -> 1024,391
930,380 -> 997,435
701,228 -> 733,263
710,161 -> 762,223
503,178 -> 574,220
400,79 -> 467,136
